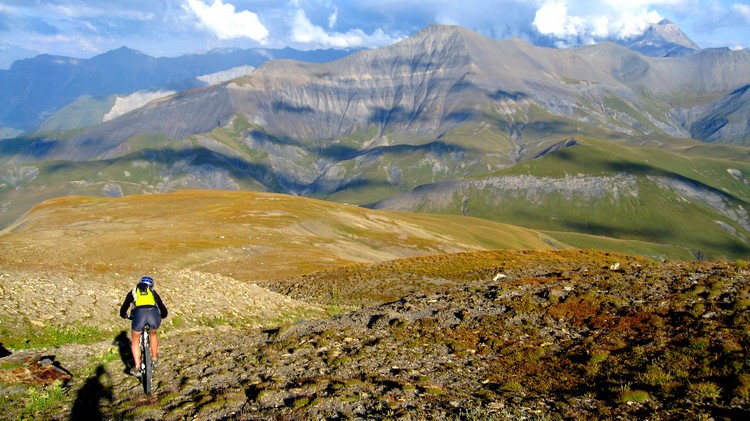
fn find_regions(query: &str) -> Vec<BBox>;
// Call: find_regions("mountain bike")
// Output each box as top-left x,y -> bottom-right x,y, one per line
139,324 -> 154,395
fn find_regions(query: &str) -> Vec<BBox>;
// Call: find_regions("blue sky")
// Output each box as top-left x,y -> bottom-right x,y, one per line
1,0 -> 749,60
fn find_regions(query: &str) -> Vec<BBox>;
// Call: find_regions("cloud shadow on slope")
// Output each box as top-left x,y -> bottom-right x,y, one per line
561,220 -> 674,243
0,136 -> 60,161
488,90 -> 529,101
272,100 -> 315,114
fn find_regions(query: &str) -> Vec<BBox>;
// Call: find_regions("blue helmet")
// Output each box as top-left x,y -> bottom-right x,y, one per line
139,276 -> 154,287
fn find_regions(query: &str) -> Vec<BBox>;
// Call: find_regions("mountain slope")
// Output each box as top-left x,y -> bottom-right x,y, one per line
373,137 -> 750,260
0,46 -> 355,134
684,84 -> 750,144
0,190 -> 560,281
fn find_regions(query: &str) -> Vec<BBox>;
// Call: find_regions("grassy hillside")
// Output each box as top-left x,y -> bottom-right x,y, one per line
36,95 -> 117,132
0,190 -> 559,281
375,137 -> 750,260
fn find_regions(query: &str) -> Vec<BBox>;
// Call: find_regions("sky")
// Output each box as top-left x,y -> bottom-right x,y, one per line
1,0 -> 749,60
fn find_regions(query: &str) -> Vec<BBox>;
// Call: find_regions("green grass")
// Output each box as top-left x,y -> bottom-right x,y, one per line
734,374 -> 750,399
2,324 -> 110,350
0,189 -> 559,285
3,98 -> 749,266
588,351 -> 608,365
688,381 -> 722,401
82,347 -> 120,376
616,389 -> 651,404
22,381 -> 67,417
543,231 -> 694,261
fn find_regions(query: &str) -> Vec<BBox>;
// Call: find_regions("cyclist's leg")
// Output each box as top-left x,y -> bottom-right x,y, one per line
149,329 -> 159,361
131,330 -> 142,369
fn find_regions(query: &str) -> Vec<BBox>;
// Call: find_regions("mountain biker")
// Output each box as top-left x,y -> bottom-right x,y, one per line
119,276 -> 168,377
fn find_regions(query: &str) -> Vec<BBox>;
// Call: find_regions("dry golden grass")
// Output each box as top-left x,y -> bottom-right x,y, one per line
0,190 -> 560,281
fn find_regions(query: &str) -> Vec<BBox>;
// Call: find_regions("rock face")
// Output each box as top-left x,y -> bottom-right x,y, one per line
686,84 -> 750,144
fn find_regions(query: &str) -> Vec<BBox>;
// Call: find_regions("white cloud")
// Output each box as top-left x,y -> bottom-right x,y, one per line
184,0 -> 268,42
3,0 -> 748,58
533,1 -> 585,39
693,0 -> 750,34
328,7 -> 338,29
532,0 -> 666,43
733,3 -> 750,21
291,9 -> 400,48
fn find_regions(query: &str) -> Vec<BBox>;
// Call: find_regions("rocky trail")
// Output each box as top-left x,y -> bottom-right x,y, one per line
2,251 -> 750,419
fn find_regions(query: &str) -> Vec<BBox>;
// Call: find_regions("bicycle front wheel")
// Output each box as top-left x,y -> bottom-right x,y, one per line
142,330 -> 153,395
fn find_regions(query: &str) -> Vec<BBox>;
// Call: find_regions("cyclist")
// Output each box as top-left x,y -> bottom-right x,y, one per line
119,276 -> 168,377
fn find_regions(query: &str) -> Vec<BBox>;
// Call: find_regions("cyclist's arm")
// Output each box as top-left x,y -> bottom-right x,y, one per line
153,290 -> 168,319
119,292 -> 134,318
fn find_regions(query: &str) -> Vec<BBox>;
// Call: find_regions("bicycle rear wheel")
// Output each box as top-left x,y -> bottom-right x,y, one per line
141,328 -> 153,395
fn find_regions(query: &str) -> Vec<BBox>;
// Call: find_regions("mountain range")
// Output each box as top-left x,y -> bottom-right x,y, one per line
0,46 -> 356,137
0,19 -> 702,138
1,24 -> 749,260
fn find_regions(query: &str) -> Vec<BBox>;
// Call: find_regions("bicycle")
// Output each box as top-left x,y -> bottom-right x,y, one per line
139,324 -> 155,395
128,315 -> 156,395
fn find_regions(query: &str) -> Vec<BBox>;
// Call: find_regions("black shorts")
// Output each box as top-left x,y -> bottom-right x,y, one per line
131,306 -> 161,332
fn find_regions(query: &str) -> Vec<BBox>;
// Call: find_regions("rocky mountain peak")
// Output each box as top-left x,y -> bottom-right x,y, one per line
623,19 -> 700,57
653,19 -> 700,48
372,24 -> 478,63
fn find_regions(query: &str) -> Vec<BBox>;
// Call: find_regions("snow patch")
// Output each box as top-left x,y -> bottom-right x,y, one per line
103,90 -> 176,122
197,65 -> 255,85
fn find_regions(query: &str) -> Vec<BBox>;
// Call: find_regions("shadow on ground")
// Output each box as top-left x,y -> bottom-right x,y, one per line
70,365 -> 112,419
114,330 -> 132,374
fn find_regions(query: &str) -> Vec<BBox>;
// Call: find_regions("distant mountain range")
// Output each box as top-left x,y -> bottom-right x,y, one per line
0,19 -> 703,138
1,24 -> 749,260
0,46 -> 356,136
0,42 -> 38,70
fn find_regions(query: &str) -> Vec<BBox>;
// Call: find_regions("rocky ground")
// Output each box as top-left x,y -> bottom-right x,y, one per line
1,250 -> 750,420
